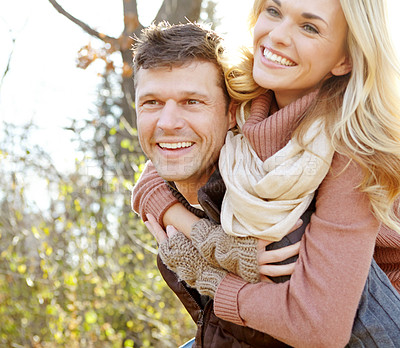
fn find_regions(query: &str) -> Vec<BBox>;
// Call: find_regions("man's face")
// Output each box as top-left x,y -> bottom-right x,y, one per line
136,61 -> 236,191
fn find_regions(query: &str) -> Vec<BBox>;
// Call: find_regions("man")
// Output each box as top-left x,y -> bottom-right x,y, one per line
131,22 -> 293,347
134,25 -> 234,208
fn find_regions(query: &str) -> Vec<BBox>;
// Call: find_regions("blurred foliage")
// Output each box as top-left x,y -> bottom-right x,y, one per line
0,0 -> 221,346
0,119 -> 195,347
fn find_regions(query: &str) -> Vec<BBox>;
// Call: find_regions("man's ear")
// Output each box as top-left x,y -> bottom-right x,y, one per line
228,101 -> 237,129
331,55 -> 352,76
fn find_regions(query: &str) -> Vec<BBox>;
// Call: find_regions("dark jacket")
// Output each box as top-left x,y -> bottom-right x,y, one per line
157,255 -> 289,347
159,168 -> 313,347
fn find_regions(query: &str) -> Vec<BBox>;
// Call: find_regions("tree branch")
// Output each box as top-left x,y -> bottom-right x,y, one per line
0,19 -> 22,92
122,0 -> 143,36
0,38 -> 14,91
47,0 -> 119,47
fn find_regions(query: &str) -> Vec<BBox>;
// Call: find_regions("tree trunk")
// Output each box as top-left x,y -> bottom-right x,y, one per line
155,0 -> 203,24
121,0 -> 204,129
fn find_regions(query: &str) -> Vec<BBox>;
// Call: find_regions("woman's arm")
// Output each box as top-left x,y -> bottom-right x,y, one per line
131,161 -> 179,226
147,213 -> 301,286
214,154 -> 380,347
133,162 -> 301,280
162,203 -> 199,239
154,208 -> 301,282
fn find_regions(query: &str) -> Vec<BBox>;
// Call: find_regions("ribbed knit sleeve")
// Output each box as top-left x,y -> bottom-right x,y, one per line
375,224 -> 400,293
214,274 -> 247,326
131,161 -> 179,226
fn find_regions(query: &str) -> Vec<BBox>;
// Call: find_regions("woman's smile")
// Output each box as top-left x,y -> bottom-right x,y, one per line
262,46 -> 296,67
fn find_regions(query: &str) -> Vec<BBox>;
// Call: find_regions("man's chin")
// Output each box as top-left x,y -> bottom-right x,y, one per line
158,172 -> 192,183
153,162 -> 198,182
151,165 -> 189,180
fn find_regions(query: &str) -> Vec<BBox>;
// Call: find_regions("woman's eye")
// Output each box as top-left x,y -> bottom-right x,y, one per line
303,24 -> 319,34
266,7 -> 280,17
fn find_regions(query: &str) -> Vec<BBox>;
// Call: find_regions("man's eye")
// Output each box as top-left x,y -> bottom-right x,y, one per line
186,99 -> 201,105
143,100 -> 159,105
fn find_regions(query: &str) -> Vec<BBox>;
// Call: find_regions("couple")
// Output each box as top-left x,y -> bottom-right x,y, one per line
132,0 -> 400,347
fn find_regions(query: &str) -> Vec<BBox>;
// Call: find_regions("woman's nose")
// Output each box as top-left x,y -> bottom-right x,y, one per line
269,19 -> 292,47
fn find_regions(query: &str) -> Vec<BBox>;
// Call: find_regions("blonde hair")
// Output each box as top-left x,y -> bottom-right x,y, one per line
224,0 -> 266,102
226,0 -> 400,233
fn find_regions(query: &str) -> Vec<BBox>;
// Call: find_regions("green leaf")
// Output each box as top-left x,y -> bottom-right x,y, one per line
124,338 -> 134,347
120,139 -> 131,149
85,310 -> 98,324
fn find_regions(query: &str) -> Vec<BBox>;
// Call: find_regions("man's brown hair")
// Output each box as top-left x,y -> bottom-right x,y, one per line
132,22 -> 229,106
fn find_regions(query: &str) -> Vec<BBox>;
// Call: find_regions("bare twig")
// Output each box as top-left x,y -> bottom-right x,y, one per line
0,18 -> 18,92
0,38 -> 14,91
47,0 -> 119,47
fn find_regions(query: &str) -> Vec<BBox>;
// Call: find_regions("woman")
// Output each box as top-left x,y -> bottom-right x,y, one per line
135,0 -> 400,346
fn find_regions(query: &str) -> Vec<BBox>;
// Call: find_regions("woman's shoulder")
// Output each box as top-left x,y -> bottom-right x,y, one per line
320,152 -> 365,193
316,152 -> 374,224
329,152 -> 361,175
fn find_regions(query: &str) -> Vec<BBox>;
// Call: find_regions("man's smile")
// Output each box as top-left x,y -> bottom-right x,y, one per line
158,142 -> 194,150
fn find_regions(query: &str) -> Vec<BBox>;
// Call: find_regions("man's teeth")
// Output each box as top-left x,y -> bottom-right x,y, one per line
263,48 -> 295,66
159,142 -> 193,149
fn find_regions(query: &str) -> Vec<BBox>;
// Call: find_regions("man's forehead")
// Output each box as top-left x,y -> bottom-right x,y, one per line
136,62 -> 221,95
137,60 -> 219,78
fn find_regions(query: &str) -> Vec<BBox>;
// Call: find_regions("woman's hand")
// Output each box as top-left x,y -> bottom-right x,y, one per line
191,219 -> 260,283
257,241 -> 301,282
145,213 -> 177,243
148,213 -> 303,284
144,214 -> 226,298
256,219 -> 303,282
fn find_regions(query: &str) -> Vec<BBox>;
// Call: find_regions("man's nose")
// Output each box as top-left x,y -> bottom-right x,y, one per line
156,100 -> 185,131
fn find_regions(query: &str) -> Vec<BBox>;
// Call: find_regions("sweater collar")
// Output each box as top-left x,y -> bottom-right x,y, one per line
242,90 -> 318,160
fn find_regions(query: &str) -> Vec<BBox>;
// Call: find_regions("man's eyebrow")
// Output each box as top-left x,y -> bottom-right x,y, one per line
137,91 -> 209,100
136,92 -> 156,100
184,91 -> 209,98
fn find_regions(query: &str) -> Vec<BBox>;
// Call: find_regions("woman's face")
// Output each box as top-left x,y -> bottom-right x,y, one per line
252,0 -> 351,108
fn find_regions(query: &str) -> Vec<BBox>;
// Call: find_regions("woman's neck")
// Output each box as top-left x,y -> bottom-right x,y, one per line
274,87 -> 319,109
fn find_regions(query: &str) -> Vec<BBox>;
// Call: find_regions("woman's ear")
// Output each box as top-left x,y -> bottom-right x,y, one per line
228,101 -> 237,129
331,55 -> 352,76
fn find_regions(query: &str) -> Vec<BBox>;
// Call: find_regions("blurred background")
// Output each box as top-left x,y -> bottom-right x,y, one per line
0,1 -> 399,347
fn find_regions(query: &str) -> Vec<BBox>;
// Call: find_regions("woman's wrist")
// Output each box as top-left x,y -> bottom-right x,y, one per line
163,203 -> 200,239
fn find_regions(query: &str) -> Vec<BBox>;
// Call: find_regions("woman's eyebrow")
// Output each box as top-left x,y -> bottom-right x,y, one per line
271,0 -> 328,26
302,12 -> 327,25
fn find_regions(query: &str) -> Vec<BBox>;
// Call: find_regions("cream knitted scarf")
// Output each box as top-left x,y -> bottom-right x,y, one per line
219,95 -> 334,241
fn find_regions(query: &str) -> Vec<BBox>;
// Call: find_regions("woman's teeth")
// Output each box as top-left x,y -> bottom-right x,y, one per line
263,48 -> 296,66
159,142 -> 193,149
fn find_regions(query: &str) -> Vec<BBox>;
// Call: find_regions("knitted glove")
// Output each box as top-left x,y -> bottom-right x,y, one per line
159,231 -> 227,298
131,161 -> 179,226
191,219 -> 260,284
